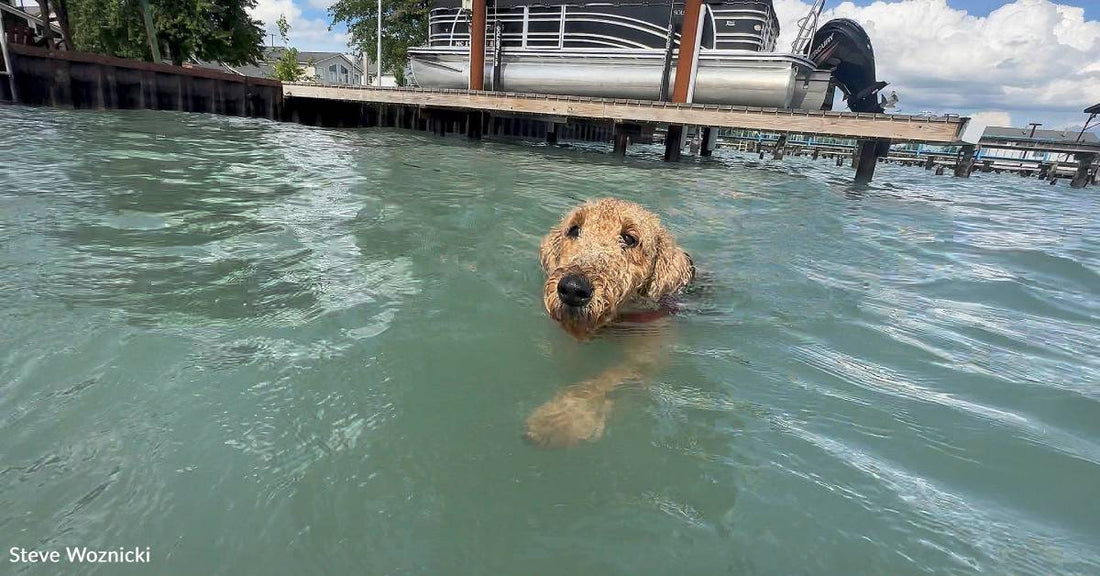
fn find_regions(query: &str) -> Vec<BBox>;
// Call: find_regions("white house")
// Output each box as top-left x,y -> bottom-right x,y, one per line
197,48 -> 373,85
297,51 -> 366,85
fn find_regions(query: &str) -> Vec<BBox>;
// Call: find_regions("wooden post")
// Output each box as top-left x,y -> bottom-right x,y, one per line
924,155 -> 935,170
466,111 -> 482,139
469,0 -> 486,90
773,133 -> 787,160
854,140 -> 881,184
546,122 -> 558,144
35,0 -> 57,49
50,0 -> 74,50
613,127 -> 628,156
701,126 -> 716,157
664,125 -> 683,162
1071,153 -> 1096,188
0,17 -> 17,102
671,0 -> 703,103
954,144 -> 975,178
660,0 -> 703,163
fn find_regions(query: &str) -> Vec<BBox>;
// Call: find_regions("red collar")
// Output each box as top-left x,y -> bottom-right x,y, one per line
617,306 -> 674,324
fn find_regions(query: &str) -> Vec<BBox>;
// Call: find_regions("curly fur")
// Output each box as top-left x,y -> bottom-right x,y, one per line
538,198 -> 693,338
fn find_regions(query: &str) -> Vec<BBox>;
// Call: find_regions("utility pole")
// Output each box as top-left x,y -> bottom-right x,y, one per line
1027,122 -> 1041,139
376,0 -> 382,86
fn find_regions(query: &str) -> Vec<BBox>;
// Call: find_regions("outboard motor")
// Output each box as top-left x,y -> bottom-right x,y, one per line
809,19 -> 887,113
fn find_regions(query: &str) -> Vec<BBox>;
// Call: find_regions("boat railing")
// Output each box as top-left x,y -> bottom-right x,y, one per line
427,2 -> 778,52
790,0 -> 825,54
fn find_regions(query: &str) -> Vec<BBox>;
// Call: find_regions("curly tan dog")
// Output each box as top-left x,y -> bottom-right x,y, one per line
525,198 -> 694,448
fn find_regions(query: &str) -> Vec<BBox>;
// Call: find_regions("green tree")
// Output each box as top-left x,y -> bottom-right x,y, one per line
277,13 -> 291,43
329,0 -> 430,85
271,47 -> 306,81
269,14 -> 305,82
67,0 -> 150,60
66,0 -> 264,66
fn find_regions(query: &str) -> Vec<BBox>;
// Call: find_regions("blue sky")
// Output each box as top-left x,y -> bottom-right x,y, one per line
253,0 -> 1100,131
838,0 -> 1098,18
924,0 -> 1096,18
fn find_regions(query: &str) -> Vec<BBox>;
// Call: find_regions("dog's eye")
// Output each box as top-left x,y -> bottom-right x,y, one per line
620,233 -> 638,248
566,225 -> 581,239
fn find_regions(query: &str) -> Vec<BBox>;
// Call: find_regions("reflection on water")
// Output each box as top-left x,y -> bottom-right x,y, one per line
0,106 -> 1098,576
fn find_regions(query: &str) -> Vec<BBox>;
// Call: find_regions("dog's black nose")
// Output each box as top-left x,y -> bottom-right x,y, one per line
557,274 -> 593,307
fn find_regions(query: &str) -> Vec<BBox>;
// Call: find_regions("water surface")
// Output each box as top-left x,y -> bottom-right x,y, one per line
1,106 -> 1098,575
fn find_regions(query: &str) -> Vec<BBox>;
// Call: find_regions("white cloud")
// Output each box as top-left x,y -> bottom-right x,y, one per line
774,0 -> 1100,126
968,110 -> 1013,127
250,0 -> 349,53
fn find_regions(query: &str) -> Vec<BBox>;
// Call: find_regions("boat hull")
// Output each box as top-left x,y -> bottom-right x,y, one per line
408,48 -> 833,109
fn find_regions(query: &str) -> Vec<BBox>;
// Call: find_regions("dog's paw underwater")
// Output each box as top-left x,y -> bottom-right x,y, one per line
524,387 -> 612,448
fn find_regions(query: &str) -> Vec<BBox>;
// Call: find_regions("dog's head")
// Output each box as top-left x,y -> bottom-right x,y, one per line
539,198 -> 693,338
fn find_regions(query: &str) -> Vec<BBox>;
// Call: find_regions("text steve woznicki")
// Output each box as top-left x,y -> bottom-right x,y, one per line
9,546 -> 152,564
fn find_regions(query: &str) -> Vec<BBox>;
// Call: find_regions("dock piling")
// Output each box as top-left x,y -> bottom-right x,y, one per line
773,133 -> 787,160
469,0 -> 486,90
466,111 -> 482,139
701,126 -> 716,157
854,139 -> 889,184
1071,153 -> 1096,188
664,125 -> 684,162
613,128 -> 629,157
954,145 -> 976,178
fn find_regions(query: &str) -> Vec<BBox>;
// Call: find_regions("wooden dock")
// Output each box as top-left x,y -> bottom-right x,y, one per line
282,83 -> 968,183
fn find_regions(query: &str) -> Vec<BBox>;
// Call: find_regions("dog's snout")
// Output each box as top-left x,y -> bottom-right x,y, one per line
557,274 -> 593,307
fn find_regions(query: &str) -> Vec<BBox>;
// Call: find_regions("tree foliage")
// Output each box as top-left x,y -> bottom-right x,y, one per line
66,0 -> 265,66
329,0 -> 430,85
271,47 -> 307,82
269,15 -> 305,82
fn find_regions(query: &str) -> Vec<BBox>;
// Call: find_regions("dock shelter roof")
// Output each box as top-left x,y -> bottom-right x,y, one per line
981,126 -> 1099,145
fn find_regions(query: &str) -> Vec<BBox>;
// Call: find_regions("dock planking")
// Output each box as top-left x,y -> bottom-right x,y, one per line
283,83 -> 967,144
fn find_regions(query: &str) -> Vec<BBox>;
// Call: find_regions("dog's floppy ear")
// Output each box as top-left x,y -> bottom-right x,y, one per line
539,222 -> 564,273
640,232 -> 694,301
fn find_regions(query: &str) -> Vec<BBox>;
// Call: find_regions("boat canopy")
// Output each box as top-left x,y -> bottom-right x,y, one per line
427,0 -> 780,52
431,0 -> 777,11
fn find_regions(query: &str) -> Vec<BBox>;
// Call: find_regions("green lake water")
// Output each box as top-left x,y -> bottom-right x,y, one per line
1,106 -> 1098,575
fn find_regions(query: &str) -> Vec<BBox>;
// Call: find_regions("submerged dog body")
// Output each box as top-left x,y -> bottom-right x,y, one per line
526,198 -> 693,447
